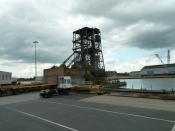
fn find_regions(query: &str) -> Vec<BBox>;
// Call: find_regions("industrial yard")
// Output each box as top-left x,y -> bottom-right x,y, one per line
0,8 -> 175,131
1,27 -> 175,99
1,0 -> 175,131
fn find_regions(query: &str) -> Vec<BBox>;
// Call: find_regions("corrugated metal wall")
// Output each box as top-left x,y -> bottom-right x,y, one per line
141,67 -> 175,75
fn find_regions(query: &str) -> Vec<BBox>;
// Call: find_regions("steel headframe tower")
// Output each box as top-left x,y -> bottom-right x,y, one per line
72,27 -> 105,77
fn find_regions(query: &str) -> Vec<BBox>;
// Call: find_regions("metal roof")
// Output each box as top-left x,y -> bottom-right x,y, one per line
141,63 -> 175,70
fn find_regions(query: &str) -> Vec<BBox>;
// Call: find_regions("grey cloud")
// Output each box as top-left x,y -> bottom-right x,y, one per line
1,0 -> 175,67
73,0 -> 175,25
129,26 -> 175,49
73,0 -> 175,49
0,1 -> 72,64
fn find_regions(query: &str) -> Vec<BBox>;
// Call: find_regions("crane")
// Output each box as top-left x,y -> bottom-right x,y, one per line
155,54 -> 164,64
154,50 -> 171,64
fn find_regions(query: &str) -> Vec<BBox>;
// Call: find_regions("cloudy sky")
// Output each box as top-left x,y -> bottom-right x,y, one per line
0,0 -> 175,77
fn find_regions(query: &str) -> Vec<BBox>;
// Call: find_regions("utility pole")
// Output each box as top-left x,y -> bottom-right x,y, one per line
33,41 -> 39,80
167,50 -> 170,64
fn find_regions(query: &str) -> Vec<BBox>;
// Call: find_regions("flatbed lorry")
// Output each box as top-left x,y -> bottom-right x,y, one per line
40,76 -> 72,98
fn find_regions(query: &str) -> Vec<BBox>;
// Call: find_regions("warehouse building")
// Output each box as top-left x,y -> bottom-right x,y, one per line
129,71 -> 141,76
140,63 -> 175,76
0,71 -> 12,85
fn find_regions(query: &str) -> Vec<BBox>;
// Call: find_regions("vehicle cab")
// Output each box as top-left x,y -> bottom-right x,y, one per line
58,76 -> 72,89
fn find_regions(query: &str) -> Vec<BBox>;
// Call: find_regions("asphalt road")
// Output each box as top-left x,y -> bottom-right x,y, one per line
0,93 -> 175,131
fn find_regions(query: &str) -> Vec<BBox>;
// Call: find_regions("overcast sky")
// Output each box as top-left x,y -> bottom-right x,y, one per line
0,0 -> 175,77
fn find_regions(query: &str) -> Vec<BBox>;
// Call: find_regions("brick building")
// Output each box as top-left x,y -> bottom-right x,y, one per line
43,66 -> 87,85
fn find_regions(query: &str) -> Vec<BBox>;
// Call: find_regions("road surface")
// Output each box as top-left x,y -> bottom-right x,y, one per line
0,93 -> 174,131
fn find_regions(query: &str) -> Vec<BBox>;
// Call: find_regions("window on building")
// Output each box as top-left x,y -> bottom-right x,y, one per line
59,78 -> 64,84
67,79 -> 71,84
2,74 -> 4,80
6,74 -> 8,80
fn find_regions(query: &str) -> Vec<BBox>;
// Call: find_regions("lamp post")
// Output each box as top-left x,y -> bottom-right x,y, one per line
33,41 -> 39,80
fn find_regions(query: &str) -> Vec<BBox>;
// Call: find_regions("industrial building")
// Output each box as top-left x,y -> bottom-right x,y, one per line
105,71 -> 118,80
0,71 -> 12,85
43,66 -> 87,85
140,63 -> 175,76
129,71 -> 141,76
43,27 -> 107,86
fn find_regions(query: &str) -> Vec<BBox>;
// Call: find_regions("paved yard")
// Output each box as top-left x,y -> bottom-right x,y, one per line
0,93 -> 174,131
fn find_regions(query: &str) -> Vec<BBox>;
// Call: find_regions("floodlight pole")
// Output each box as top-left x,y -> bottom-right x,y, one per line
33,41 -> 39,80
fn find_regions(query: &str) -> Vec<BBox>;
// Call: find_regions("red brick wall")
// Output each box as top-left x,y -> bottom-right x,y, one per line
43,67 -> 87,85
43,68 -> 64,85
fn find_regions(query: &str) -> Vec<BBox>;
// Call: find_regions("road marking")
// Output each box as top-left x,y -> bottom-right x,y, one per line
172,124 -> 175,131
40,100 -> 175,123
5,107 -> 79,131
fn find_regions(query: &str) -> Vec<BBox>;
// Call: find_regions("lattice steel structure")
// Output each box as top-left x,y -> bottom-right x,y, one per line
61,27 -> 105,77
72,27 -> 105,77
